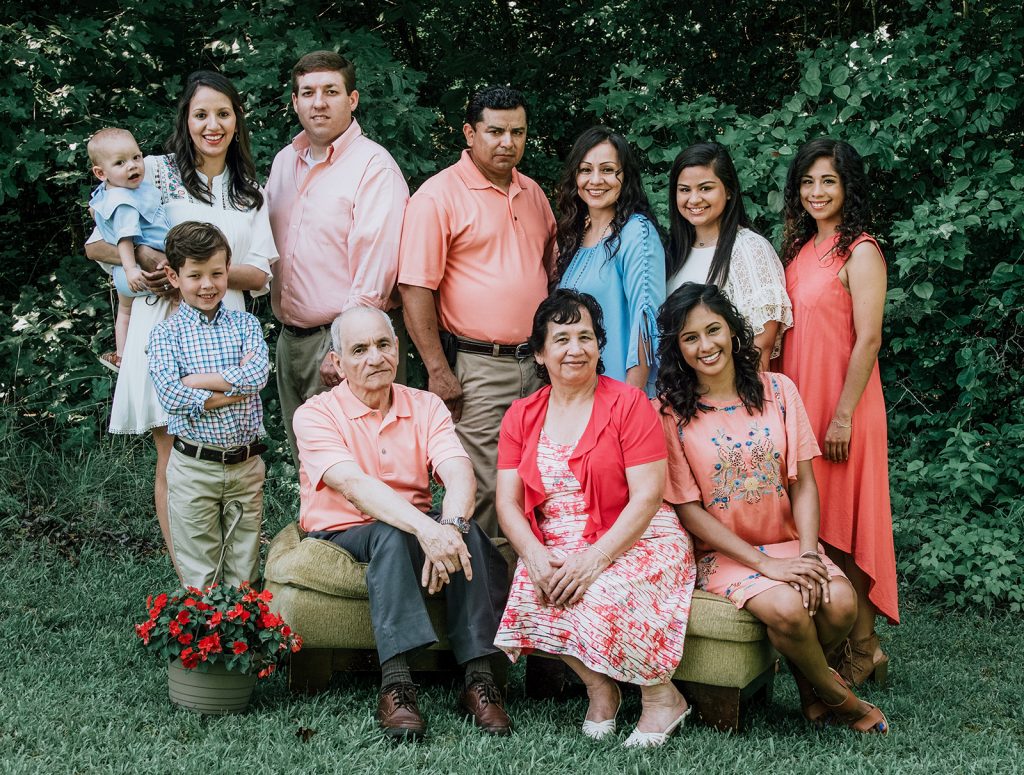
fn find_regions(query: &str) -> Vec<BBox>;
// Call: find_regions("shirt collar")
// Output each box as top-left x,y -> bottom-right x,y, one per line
335,379 -> 412,421
455,149 -> 524,195
177,300 -> 226,326
290,117 -> 363,165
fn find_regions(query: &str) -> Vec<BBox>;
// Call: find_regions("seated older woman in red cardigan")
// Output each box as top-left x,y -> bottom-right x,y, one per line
493,289 -> 696,748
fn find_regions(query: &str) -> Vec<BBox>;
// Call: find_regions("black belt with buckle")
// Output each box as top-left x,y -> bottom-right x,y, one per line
173,437 -> 267,465
283,323 -> 330,338
455,337 -> 532,359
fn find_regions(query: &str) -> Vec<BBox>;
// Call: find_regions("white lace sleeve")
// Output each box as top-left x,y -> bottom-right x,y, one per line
724,228 -> 793,358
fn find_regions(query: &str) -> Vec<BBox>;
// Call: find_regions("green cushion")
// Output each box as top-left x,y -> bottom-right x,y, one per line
265,523 -> 776,689
265,522 -> 368,599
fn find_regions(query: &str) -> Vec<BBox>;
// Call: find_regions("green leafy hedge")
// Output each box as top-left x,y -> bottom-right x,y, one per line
1,0 -> 1021,609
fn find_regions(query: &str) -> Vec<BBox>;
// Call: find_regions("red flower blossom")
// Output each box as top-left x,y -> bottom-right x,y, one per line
207,611 -> 223,627
258,590 -> 273,603
231,641 -> 249,655
149,593 -> 169,620
257,664 -> 276,679
195,601 -> 213,612
291,635 -> 303,653
168,620 -> 182,637
198,633 -> 223,655
175,610 -> 191,625
135,620 -> 155,644
180,648 -> 200,669
183,597 -> 197,608
257,612 -> 282,629
177,633 -> 194,646
226,604 -> 250,622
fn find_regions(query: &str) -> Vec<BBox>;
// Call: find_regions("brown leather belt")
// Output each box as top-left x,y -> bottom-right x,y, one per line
283,323 -> 330,338
173,437 -> 267,465
455,337 -> 532,359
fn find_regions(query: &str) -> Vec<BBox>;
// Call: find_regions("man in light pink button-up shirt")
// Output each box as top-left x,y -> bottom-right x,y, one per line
266,51 -> 410,462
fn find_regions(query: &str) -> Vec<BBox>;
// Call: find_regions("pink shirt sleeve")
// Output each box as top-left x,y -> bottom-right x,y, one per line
423,393 -> 470,472
777,373 -> 821,479
293,402 -> 357,491
397,192 -> 450,290
344,157 -> 410,310
618,388 -> 668,468
657,404 -> 703,505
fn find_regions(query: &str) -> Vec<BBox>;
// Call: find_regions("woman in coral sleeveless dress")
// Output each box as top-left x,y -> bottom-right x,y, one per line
778,138 -> 899,687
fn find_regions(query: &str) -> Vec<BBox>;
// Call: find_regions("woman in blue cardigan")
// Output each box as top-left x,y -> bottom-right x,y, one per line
555,126 -> 666,397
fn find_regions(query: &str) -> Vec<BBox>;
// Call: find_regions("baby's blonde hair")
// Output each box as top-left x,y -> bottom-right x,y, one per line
87,127 -> 137,165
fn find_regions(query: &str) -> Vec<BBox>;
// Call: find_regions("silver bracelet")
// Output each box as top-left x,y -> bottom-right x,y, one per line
800,550 -> 822,561
830,418 -> 852,429
592,545 -> 614,564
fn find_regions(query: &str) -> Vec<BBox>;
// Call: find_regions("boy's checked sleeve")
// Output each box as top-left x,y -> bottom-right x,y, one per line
222,315 -> 270,397
146,324 -> 212,419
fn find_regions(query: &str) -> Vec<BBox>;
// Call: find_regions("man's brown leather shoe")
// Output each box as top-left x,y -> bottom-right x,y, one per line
377,682 -> 426,741
459,673 -> 513,735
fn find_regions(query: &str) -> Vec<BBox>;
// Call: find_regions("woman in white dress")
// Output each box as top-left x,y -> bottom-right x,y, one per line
85,71 -> 277,567
665,142 -> 791,370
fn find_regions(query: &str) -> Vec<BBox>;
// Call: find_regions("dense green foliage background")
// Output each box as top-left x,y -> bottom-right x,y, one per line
1,0 -> 1022,610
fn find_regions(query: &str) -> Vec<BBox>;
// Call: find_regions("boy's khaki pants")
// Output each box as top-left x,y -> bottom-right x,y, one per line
167,447 -> 265,589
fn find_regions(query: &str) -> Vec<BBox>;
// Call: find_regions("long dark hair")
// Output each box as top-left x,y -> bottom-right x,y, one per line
656,283 -> 763,424
554,126 -> 660,282
666,143 -> 753,286
781,138 -> 870,265
166,70 -> 263,211
528,289 -> 607,384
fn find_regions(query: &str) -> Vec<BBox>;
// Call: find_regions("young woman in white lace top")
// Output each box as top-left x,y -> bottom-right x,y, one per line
665,143 -> 791,369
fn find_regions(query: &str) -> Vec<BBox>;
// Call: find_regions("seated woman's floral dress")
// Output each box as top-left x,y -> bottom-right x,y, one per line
658,372 -> 846,609
494,431 -> 695,685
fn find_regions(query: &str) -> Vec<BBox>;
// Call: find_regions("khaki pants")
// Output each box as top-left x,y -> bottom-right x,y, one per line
454,351 -> 542,537
167,447 -> 265,589
277,310 -> 408,465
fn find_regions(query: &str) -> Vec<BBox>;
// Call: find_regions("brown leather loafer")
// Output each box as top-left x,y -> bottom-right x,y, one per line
460,673 -> 513,735
377,682 -> 425,741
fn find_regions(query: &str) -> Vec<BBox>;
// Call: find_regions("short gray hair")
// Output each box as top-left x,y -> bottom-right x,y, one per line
330,307 -> 396,354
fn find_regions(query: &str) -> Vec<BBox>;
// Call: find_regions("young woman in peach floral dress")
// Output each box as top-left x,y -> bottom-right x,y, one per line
656,282 -> 888,734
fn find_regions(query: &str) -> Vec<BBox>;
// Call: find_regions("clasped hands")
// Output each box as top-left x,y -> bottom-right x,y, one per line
524,546 -> 609,608
761,553 -> 832,616
418,520 -> 473,595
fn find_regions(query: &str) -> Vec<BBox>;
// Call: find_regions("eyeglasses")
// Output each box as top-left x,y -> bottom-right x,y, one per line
575,165 -> 622,179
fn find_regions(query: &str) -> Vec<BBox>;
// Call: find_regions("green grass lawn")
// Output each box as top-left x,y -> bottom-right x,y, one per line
1,536 -> 1022,775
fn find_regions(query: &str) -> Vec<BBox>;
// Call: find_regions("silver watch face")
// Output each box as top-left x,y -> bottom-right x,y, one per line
442,517 -> 470,534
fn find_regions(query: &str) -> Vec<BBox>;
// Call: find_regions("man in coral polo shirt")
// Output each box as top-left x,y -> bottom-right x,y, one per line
293,307 -> 511,741
266,50 -> 409,464
398,85 -> 557,537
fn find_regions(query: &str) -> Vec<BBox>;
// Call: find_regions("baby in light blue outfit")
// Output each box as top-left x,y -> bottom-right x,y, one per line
88,127 -> 171,370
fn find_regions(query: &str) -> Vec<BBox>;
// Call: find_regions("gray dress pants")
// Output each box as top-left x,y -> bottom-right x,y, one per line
309,519 -> 509,665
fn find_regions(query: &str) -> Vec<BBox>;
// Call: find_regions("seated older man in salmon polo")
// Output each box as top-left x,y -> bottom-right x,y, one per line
292,306 -> 512,741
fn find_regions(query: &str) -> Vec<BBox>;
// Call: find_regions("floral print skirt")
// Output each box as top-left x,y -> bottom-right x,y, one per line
697,539 -> 847,608
494,433 -> 696,686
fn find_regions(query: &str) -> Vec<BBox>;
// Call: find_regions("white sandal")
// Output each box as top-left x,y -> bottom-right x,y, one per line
581,684 -> 621,740
622,704 -> 692,748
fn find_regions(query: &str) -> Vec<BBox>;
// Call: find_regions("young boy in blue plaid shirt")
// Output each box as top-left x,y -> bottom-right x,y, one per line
148,221 -> 270,589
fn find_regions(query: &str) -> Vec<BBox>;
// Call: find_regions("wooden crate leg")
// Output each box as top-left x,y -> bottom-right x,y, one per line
678,680 -> 741,732
289,648 -> 334,695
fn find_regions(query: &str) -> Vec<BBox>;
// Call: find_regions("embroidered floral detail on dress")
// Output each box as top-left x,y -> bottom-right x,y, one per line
707,422 -> 784,509
151,155 -> 231,210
